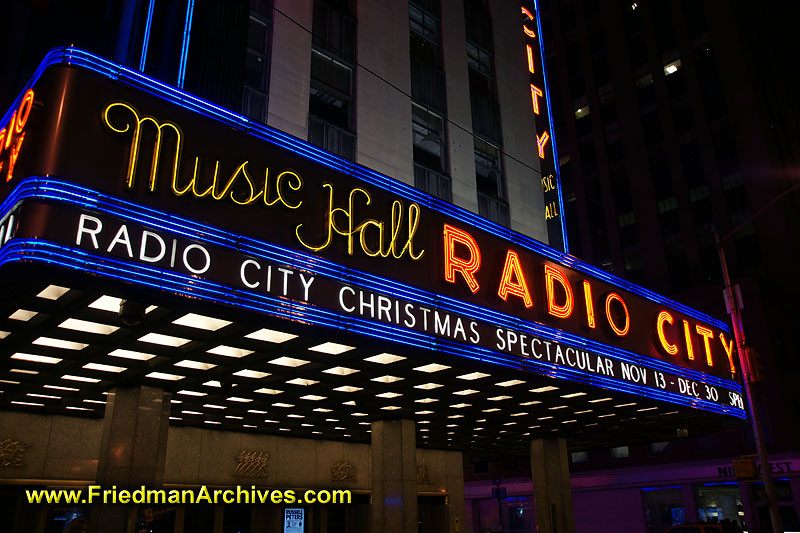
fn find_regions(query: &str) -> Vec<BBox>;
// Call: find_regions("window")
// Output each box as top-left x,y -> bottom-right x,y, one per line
649,441 -> 670,455
570,451 -> 588,464
242,8 -> 273,124
412,103 -> 447,174
308,38 -> 356,160
610,445 -> 629,459
312,0 -> 356,62
410,2 -> 446,112
474,137 -> 509,226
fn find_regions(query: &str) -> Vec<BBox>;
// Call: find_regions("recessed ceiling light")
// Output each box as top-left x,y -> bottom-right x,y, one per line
637,407 -> 658,412
27,393 -> 60,399
309,342 -> 354,355
204,421 -> 221,425
333,385 -> 363,393
286,378 -> 318,386
66,406 -> 93,412
226,397 -> 253,403
414,383 -> 443,391
447,414 -> 463,419
248,409 -> 268,414
0,331 -> 9,339
9,309 -> 37,321
342,401 -> 357,406
363,353 -> 406,364
414,363 -> 450,373
598,413 -> 616,418
176,360 -> 217,371
453,389 -> 479,396
207,346 -> 254,358
372,375 -> 403,383
313,408 -> 333,413
496,379 -> 526,387
203,381 -> 222,387
254,388 -> 283,395
12,401 -> 43,407
108,348 -> 157,361
233,369 -> 270,379
561,392 -> 587,399
510,412 -> 529,417
243,424 -> 257,428
145,372 -> 185,381
203,404 -> 226,410
574,410 -> 593,415
615,403 -> 637,408
548,405 -> 568,410
59,319 -> 119,335
88,295 -> 123,312
62,375 -> 100,383
268,356 -> 308,367
272,403 -> 295,408
376,392 -> 402,399
323,366 -> 359,376
450,403 -> 471,409
225,415 -> 244,420
44,384 -> 77,391
589,397 -> 613,403
458,372 -> 490,380
178,390 -> 207,397
300,395 -> 327,401
173,313 -> 231,331
37,285 -> 70,300
482,408 -> 501,413
10,368 -> 39,375
11,353 -> 62,364
520,400 -> 542,406
245,328 -> 297,343
171,400 -> 183,404
83,363 -> 126,373
33,337 -> 88,351
83,399 -> 107,405
138,333 -> 190,347
264,419 -> 279,424
381,406 -> 402,411
416,410 -> 434,415
352,412 -> 368,417
488,395 -> 512,401
530,386 -> 558,393
537,416 -> 553,420
503,422 -> 516,426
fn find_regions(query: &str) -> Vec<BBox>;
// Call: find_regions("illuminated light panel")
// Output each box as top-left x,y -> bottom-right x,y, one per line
175,360 -> 216,371
548,405 -> 568,410
372,375 -> 403,383
12,401 -> 44,407
598,413 -> 616,418
272,403 -> 295,408
171,400 -> 182,404
9,309 -> 37,321
254,388 -> 283,395
0,331 -> 9,339
83,399 -> 106,404
248,409 -> 268,414
562,420 -> 577,424
615,402 -> 637,408
227,397 -> 253,403
453,389 -> 479,396
204,421 -> 221,425
11,369 -> 39,375
59,318 -> 119,335
589,397 -> 613,403
416,410 -> 434,415
309,342 -> 354,355
450,403 -> 471,409
313,408 -> 333,413
530,386 -> 558,393
109,348 -> 157,361
414,363 -> 450,373
207,345 -> 254,358
243,424 -> 257,428
376,392 -> 402,399
664,60 -> 681,75
203,404 -> 226,410
561,392 -> 587,399
33,337 -> 88,351
67,406 -> 93,412
138,333 -> 191,347
178,390 -> 207,397
226,416 -> 244,420
173,313 -> 231,331
363,353 -> 405,364
574,410 -> 593,414
520,400 -> 542,406
62,375 -> 100,383
333,385 -> 363,393
414,383 -> 443,390
233,369 -> 270,379
537,416 -> 553,420
323,366 -> 359,376
145,372 -> 185,381
286,378 -> 318,386
415,398 -> 438,404
637,407 -> 658,412
268,356 -> 308,367
245,328 -> 297,343
352,412 -> 368,417
89,295 -> 156,314
381,405 -> 402,411
510,412 -> 529,417
11,353 -> 62,364
457,372 -> 490,380
37,285 -> 69,300
27,393 -> 60,399
44,384 -> 77,391
496,379 -> 525,387
482,408 -> 500,413
83,363 -> 126,373
488,395 -> 512,401
503,422 -> 516,426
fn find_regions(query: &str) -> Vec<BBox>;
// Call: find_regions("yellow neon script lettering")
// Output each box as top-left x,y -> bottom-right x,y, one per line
103,102 -> 182,191
296,183 -> 424,261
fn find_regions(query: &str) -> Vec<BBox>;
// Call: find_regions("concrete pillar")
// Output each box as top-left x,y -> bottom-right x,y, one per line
371,419 -> 418,533
89,386 -> 171,533
445,451 -> 466,533
530,438 -> 575,533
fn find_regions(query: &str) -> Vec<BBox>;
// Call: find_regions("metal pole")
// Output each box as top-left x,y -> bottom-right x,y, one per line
716,233 -> 783,533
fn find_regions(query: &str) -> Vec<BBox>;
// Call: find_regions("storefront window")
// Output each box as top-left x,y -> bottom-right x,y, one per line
694,483 -> 744,528
643,486 -> 684,533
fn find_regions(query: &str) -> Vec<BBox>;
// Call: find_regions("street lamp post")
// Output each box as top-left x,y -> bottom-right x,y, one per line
716,233 -> 783,533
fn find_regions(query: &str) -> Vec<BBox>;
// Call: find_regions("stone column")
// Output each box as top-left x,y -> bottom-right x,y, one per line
89,386 -> 171,533
371,419 -> 418,533
530,438 -> 575,533
445,451 -> 466,533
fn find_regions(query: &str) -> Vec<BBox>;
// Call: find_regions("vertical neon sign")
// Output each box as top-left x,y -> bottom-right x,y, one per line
522,2 -> 568,253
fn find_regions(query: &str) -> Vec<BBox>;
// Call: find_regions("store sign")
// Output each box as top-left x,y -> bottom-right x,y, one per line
0,50 -> 744,418
521,2 -> 567,252
283,508 -> 304,533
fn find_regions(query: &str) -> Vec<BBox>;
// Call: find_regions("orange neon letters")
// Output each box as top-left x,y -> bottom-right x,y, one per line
498,251 -> 533,307
544,265 -> 573,318
719,332 -> 736,373
536,131 -> 550,159
696,325 -> 714,367
530,85 -> 543,115
683,320 -> 695,361
521,7 -> 536,38
656,310 -> 678,355
583,281 -> 595,328
605,292 -> 630,336
443,224 -> 481,293
526,45 -> 535,74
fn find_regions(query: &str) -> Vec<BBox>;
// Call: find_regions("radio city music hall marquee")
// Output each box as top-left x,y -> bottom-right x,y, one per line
0,49 -> 745,420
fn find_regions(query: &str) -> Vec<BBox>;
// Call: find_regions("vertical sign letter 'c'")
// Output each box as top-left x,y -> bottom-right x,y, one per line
443,224 -> 481,293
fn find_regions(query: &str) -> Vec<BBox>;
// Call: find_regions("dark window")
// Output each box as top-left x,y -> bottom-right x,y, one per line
312,0 -> 356,62
309,50 -> 353,131
463,0 -> 493,50
241,6 -> 273,124
474,137 -> 509,226
412,103 -> 447,174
